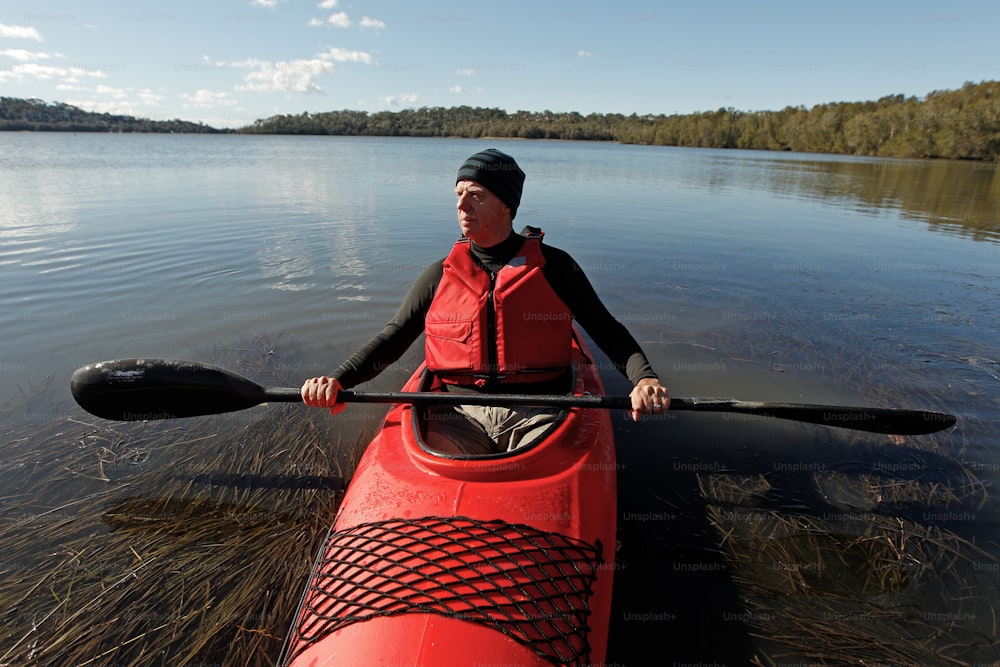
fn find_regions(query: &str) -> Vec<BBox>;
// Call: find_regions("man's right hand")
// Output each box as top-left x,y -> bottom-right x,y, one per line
301,376 -> 347,415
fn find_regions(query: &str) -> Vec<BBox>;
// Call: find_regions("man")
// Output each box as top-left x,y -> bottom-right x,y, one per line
302,148 -> 670,454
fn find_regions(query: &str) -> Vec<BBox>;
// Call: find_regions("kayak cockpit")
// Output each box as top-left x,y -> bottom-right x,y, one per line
409,363 -> 577,458
400,357 -> 609,483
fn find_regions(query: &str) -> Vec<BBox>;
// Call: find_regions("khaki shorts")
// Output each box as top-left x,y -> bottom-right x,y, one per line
423,403 -> 563,455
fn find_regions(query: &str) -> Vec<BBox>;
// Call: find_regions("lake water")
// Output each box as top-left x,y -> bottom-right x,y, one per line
1,133 -> 998,664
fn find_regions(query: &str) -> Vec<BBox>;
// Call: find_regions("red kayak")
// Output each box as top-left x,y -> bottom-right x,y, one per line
280,333 -> 618,666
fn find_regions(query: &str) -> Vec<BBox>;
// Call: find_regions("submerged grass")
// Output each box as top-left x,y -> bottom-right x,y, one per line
698,456 -> 998,664
2,319 -> 997,664
0,335 -> 369,666
693,317 -> 1000,665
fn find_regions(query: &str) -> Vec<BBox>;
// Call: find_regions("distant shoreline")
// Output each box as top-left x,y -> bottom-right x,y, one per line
3,80 -> 998,161
0,97 -> 229,135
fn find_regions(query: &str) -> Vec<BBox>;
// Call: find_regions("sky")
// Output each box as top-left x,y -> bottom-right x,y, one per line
1,0 -> 998,129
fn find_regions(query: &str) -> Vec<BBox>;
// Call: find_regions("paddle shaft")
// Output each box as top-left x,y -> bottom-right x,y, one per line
70,359 -> 957,434
238,387 -> 958,435
299,389 -> 954,435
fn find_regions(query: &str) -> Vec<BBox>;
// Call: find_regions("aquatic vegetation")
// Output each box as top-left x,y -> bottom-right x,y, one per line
0,338 -> 367,665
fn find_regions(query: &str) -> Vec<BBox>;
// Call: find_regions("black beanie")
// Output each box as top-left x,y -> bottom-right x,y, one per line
456,149 -> 526,218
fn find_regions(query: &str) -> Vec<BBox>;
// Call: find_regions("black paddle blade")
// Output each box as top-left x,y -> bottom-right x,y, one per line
71,359 -> 273,420
742,403 -> 957,435
674,399 -> 956,435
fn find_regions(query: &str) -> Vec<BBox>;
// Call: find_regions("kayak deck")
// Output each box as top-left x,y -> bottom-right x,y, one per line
281,335 -> 617,666
294,516 -> 603,663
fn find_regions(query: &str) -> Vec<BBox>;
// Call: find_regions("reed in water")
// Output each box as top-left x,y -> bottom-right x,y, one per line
0,328 -> 991,664
0,335 -> 369,665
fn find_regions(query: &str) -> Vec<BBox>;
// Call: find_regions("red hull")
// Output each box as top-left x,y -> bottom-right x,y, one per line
283,336 -> 617,666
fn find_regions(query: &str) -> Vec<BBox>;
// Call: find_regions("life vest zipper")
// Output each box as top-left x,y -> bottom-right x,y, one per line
485,270 -> 498,386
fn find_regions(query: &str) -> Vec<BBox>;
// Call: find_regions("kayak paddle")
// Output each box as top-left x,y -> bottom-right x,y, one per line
70,359 -> 957,435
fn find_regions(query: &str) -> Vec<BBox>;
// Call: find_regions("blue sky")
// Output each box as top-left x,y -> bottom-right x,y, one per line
2,1 -> 998,128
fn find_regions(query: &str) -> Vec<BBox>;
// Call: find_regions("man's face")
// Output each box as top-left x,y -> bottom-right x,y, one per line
455,179 -> 511,247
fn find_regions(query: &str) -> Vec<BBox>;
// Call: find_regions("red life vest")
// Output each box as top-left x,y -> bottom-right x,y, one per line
424,233 -> 573,385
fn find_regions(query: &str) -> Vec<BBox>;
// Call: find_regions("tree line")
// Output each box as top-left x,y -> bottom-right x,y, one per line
0,98 -> 226,133
240,81 -> 998,161
4,81 -> 997,160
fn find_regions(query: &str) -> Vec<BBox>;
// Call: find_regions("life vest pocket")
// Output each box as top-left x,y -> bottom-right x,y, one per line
425,319 -> 473,343
425,319 -> 477,372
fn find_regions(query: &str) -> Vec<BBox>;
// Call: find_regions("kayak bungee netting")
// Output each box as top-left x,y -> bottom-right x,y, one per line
282,516 -> 604,666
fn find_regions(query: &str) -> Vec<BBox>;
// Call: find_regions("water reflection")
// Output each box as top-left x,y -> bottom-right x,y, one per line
257,230 -> 317,292
236,139 -> 417,297
516,143 -> 999,245
717,151 -> 1000,242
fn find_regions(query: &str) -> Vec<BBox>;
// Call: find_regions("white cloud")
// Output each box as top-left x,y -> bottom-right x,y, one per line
360,16 -> 386,30
455,68 -> 476,76
233,58 -> 336,94
326,12 -> 351,28
0,48 -> 58,62
138,89 -> 163,106
67,87 -> 152,116
379,93 -> 419,107
57,86 -> 163,117
252,0 -> 279,7
201,54 -> 227,69
318,47 -> 373,64
182,89 -> 237,108
308,8 -> 383,31
577,50 -> 593,58
450,85 -> 464,94
0,62 -> 106,84
67,67 -> 108,82
0,24 -> 43,41
229,47 -> 371,95
95,85 -> 128,99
